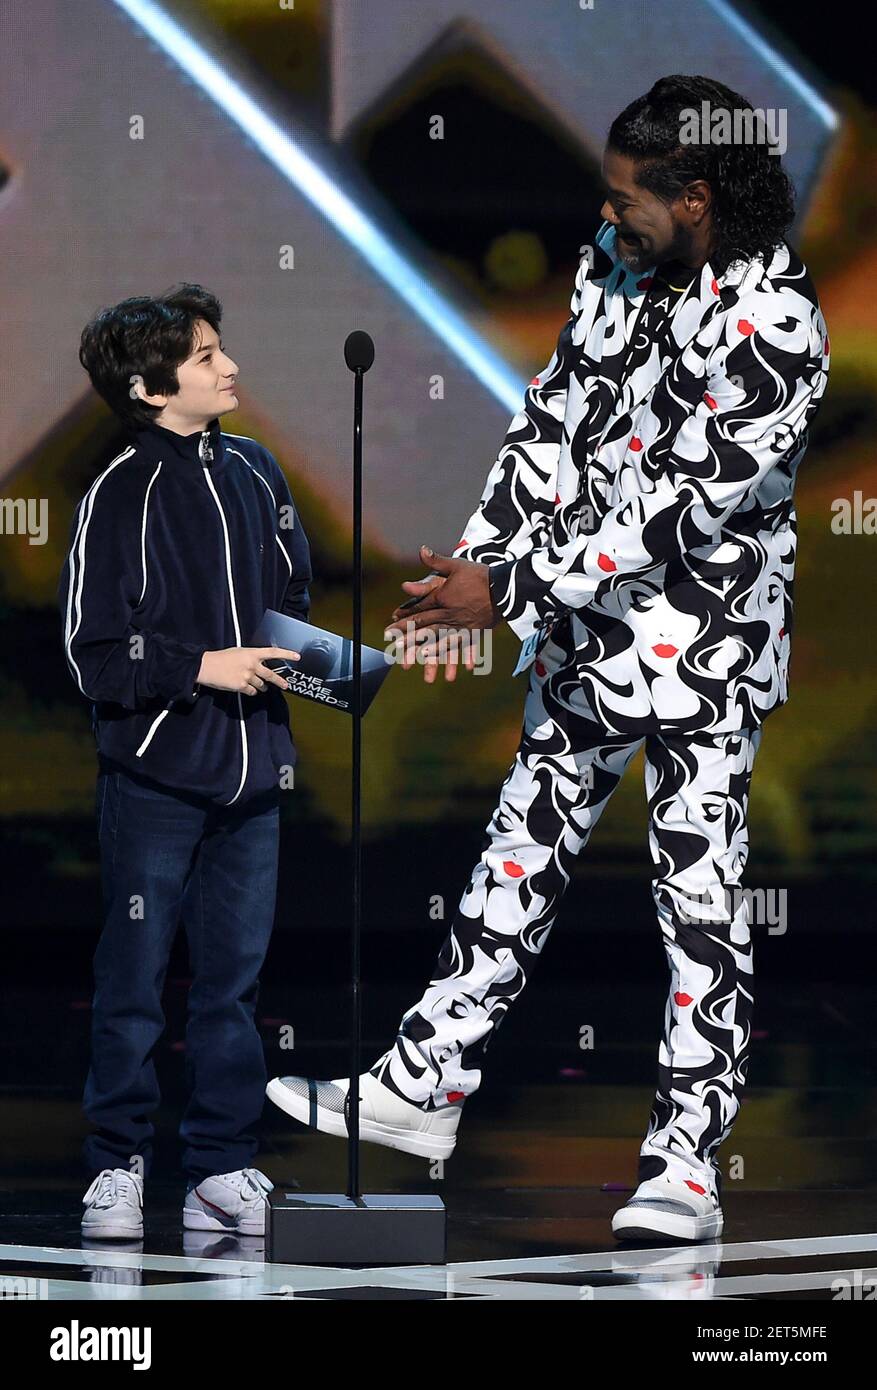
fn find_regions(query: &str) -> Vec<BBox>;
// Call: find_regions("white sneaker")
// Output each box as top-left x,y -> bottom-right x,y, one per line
611,1175 -> 723,1243
81,1168 -> 144,1240
183,1168 -> 274,1236
266,1071 -> 462,1159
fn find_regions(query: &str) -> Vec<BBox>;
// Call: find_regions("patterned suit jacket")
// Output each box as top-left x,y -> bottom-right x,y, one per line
454,221 -> 830,735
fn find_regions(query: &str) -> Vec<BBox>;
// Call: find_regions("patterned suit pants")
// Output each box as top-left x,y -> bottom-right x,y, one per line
369,622 -> 763,1203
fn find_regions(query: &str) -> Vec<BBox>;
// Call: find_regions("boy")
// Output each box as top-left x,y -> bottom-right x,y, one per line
59,283 -> 310,1239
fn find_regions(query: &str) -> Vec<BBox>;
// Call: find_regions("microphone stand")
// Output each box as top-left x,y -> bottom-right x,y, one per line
265,331 -> 446,1266
348,352 -> 364,1201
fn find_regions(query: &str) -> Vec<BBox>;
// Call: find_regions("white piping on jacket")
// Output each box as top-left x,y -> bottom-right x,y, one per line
63,447 -> 137,695
135,706 -> 171,756
202,465 -> 249,806
137,461 -> 163,605
226,444 -> 293,578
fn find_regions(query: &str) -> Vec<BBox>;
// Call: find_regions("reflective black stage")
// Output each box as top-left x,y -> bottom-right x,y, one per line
2,926 -> 875,1301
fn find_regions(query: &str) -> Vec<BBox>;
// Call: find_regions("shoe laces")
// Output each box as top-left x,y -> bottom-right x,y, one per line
218,1167 -> 273,1202
83,1168 -> 141,1208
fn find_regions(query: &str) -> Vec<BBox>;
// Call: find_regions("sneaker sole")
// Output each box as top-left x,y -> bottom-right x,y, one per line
265,1077 -> 457,1160
611,1208 -> 723,1242
80,1220 -> 144,1240
182,1208 -> 264,1236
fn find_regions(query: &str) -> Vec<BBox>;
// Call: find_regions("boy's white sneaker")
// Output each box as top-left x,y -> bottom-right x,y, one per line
266,1071 -> 462,1159
183,1168 -> 274,1236
611,1175 -> 723,1242
81,1167 -> 144,1240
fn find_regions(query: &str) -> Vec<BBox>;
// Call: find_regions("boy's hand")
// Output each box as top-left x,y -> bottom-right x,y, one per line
197,646 -> 301,696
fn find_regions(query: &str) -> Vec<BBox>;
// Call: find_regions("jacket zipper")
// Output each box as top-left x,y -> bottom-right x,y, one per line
200,432 -> 249,805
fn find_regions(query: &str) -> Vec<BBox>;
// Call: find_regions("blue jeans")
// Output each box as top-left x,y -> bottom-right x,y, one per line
83,762 -> 280,1183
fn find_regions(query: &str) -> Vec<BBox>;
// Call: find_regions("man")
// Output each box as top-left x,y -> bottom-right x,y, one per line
59,284 -> 310,1239
267,75 -> 830,1242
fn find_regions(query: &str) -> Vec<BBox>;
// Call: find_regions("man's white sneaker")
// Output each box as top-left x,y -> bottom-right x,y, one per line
81,1168 -> 144,1240
183,1168 -> 274,1236
611,1175 -> 723,1242
266,1071 -> 462,1160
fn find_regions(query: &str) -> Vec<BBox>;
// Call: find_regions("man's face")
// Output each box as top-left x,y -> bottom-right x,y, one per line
600,148 -> 699,273
170,318 -> 239,423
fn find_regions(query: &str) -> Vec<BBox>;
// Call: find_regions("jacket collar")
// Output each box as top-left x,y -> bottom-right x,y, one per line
581,222 -> 770,445
131,414 -> 226,467
591,219 -> 767,301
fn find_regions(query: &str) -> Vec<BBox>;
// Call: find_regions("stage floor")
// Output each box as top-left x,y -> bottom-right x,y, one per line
1,1184 -> 875,1299
2,933 -> 875,1301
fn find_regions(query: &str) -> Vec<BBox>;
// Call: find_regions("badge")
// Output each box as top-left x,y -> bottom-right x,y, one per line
513,623 -> 549,677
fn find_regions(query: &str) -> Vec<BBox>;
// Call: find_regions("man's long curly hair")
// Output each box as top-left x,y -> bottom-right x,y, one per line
608,75 -> 796,275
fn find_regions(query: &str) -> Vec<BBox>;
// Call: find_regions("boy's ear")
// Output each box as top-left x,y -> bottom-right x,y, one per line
129,372 -> 165,408
128,372 -> 147,404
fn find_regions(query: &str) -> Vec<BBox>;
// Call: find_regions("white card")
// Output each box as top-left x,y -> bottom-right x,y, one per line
512,625 -> 546,677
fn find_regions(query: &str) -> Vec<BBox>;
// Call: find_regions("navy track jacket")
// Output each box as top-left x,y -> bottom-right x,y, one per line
58,416 -> 313,806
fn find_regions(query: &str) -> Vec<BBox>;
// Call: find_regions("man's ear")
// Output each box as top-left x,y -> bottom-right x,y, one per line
682,179 -> 712,226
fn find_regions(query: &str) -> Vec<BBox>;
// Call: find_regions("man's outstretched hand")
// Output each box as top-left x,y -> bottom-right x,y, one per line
385,544 -> 502,684
389,545 -> 498,628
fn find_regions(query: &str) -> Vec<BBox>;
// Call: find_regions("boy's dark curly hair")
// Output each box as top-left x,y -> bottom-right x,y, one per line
608,75 -> 796,275
79,283 -> 222,431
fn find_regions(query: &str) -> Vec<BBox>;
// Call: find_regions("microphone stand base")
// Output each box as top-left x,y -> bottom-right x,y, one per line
266,1191 -> 446,1266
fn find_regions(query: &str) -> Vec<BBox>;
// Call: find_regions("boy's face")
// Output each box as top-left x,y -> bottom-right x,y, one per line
140,317 -> 240,431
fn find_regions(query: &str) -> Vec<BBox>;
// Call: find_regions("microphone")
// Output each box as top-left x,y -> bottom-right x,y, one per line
344,330 -> 375,373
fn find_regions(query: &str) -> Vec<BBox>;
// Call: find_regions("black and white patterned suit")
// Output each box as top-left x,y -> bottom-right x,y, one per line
370,224 -> 829,1203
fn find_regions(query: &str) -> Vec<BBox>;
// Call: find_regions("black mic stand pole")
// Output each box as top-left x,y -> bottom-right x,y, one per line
266,331 -> 445,1265
347,350 -> 364,1202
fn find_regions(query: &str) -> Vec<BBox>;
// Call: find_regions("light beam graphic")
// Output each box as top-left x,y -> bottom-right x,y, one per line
110,0 -> 524,413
